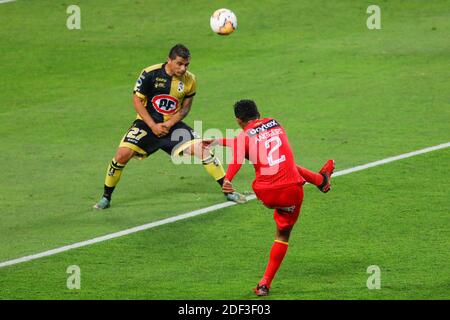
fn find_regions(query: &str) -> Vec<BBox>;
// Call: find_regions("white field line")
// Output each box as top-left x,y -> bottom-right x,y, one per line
0,141 -> 449,269
0,0 -> 16,4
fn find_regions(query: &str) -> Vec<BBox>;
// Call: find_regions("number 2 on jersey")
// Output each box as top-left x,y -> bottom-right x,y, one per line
265,136 -> 286,167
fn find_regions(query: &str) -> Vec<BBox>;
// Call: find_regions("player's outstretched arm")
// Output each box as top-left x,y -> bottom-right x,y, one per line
221,178 -> 235,193
202,138 -> 236,149
224,133 -> 248,181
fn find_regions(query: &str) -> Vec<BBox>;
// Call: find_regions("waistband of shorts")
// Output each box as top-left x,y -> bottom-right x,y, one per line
252,181 -> 304,192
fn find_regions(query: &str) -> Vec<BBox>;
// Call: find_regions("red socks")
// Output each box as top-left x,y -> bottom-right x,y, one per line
259,240 -> 289,288
297,165 -> 323,186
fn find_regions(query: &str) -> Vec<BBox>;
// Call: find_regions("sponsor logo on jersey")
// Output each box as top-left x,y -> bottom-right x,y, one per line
154,82 -> 166,89
155,77 -> 167,88
151,95 -> 179,114
247,119 -> 280,137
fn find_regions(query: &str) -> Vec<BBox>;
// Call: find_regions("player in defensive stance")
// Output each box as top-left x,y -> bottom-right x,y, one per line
203,99 -> 335,296
93,44 -> 246,209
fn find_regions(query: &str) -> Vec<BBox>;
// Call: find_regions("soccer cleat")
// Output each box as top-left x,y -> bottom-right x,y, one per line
253,284 -> 269,296
318,160 -> 335,193
93,197 -> 111,210
225,192 -> 247,204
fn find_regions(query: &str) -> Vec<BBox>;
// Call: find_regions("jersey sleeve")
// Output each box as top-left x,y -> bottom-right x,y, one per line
218,138 -> 235,147
224,133 -> 248,182
185,74 -> 196,98
133,70 -> 153,99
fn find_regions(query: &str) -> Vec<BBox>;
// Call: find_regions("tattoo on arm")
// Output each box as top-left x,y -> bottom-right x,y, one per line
179,98 -> 193,120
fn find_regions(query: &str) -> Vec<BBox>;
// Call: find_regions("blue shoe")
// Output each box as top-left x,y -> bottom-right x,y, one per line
93,197 -> 110,210
225,192 -> 247,204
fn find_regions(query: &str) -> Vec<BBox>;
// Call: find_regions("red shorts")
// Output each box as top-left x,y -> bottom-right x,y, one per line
253,184 -> 304,231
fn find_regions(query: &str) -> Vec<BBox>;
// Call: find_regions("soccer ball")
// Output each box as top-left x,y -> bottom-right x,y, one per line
210,8 -> 237,35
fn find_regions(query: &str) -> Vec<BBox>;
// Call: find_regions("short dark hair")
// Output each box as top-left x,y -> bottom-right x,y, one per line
233,99 -> 261,122
168,44 -> 190,60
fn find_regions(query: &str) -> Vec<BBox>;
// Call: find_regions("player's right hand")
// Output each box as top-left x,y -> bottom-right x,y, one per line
222,178 -> 235,193
151,123 -> 169,137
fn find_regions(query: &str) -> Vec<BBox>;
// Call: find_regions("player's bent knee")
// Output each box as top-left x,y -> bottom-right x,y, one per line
276,227 -> 292,242
178,140 -> 205,159
115,147 -> 135,164
191,142 -> 206,159
182,144 -> 195,156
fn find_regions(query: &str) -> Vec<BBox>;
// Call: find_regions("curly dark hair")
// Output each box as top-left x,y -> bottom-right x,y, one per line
233,99 -> 261,122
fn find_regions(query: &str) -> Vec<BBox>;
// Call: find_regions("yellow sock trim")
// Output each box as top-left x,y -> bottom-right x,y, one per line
202,156 -> 226,181
105,158 -> 126,188
274,240 -> 289,246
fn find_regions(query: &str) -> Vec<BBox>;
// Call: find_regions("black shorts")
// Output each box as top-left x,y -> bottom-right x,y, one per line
119,119 -> 198,157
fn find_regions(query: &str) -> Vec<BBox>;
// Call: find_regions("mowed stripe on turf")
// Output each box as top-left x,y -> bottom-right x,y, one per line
0,141 -> 449,269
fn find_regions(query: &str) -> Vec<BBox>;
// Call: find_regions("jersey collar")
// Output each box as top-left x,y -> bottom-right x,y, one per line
244,119 -> 262,131
162,62 -> 173,78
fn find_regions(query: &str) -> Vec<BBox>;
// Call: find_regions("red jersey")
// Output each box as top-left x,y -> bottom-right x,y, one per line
219,118 -> 304,190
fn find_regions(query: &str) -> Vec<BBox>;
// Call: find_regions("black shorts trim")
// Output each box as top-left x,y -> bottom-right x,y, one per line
120,120 -> 197,156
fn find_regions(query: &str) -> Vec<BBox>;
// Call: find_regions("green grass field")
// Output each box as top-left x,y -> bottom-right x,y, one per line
0,0 -> 449,300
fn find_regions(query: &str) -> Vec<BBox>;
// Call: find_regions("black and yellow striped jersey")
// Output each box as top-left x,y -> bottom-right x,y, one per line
133,63 -> 196,123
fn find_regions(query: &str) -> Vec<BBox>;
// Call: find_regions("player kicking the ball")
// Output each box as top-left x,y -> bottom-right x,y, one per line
203,99 -> 335,296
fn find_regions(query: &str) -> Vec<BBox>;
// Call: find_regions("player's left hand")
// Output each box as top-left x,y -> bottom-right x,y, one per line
222,178 -> 235,193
